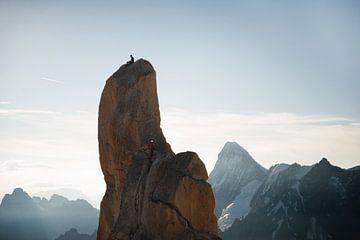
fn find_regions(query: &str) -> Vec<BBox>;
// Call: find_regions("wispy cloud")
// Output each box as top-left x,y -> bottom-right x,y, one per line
161,109 -> 360,171
0,108 -> 359,206
0,109 -> 61,115
0,110 -> 102,203
0,160 -> 54,172
0,101 -> 11,105
41,77 -> 64,84
27,183 -> 78,189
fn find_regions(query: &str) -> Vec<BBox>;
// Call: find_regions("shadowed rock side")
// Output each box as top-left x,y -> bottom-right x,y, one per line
97,59 -> 219,240
110,151 -> 219,240
97,59 -> 172,240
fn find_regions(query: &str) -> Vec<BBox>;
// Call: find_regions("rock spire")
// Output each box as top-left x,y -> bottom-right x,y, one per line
97,59 -> 219,240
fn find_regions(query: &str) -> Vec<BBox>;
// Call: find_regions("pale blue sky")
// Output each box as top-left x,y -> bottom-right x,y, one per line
1,0 -> 359,115
1,1 -> 359,206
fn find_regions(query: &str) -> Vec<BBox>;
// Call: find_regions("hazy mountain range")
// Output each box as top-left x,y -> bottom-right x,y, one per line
34,188 -> 102,208
2,142 -> 359,240
0,188 -> 99,240
209,142 -> 360,240
55,228 -> 96,240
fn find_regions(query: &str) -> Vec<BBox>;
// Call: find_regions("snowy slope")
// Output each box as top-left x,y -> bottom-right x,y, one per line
208,142 -> 267,226
221,158 -> 360,240
218,179 -> 262,231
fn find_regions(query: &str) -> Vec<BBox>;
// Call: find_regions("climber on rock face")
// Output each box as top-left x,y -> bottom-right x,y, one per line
148,139 -> 155,161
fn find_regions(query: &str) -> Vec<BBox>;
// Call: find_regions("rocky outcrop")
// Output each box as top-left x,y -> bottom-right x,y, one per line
97,59 -> 219,240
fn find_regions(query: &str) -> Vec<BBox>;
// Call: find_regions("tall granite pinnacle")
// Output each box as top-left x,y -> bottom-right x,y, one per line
97,59 -> 219,240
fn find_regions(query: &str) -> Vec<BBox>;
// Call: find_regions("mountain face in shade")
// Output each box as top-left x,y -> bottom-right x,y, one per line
97,59 -> 219,240
0,188 -> 46,240
221,158 -> 360,240
55,228 -> 97,240
208,142 -> 267,230
0,188 -> 99,240
1,188 -> 39,211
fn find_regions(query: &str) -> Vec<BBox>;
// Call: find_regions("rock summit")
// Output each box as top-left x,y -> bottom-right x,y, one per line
97,59 -> 219,240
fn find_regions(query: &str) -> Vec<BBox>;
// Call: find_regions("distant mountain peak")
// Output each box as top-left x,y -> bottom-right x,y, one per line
0,188 -> 99,240
209,141 -> 268,219
0,188 -> 37,212
319,157 -> 330,165
211,142 -> 267,178
223,141 -> 242,149
217,141 -> 256,166
221,141 -> 247,153
55,228 -> 97,240
50,194 -> 68,202
12,187 -> 26,195
5,187 -> 32,201
48,194 -> 69,207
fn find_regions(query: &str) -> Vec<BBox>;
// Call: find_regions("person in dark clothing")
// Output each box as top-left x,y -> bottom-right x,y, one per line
148,139 -> 155,161
126,55 -> 135,65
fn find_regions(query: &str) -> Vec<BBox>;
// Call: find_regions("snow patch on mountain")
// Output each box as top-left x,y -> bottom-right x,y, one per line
209,142 -> 268,217
291,182 -> 305,210
218,179 -> 262,231
290,165 -> 312,210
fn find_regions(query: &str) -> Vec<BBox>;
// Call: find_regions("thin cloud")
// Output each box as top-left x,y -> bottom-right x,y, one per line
0,109 -> 359,205
27,183 -> 78,189
0,109 -> 61,115
0,160 -> 54,172
0,101 -> 11,105
41,77 -> 64,84
161,109 -> 360,171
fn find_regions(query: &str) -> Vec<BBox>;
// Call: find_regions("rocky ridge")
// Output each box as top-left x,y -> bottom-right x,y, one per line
220,158 -> 360,240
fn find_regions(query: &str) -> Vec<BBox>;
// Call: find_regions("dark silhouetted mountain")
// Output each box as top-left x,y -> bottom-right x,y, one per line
208,142 -> 267,230
55,228 -> 96,240
221,158 -> 360,240
0,188 -> 99,240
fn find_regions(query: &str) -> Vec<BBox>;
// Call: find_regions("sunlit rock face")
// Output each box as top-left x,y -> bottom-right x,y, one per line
97,59 -> 219,240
